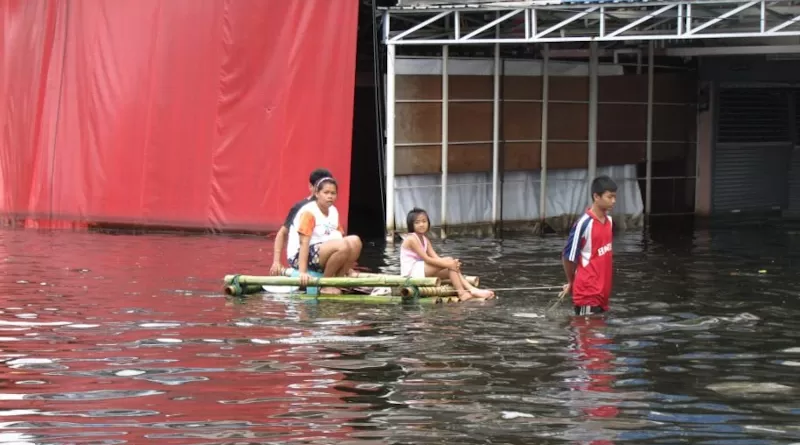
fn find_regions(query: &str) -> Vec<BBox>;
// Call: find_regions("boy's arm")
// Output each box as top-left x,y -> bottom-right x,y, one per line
270,203 -> 303,275
270,226 -> 289,274
562,257 -> 576,285
561,221 -> 583,288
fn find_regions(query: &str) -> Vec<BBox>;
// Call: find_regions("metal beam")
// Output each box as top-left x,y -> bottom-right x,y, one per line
645,41 -> 654,216
605,4 -> 677,38
664,44 -> 800,56
587,41 -> 598,205
384,0 -> 800,45
539,44 -> 549,226
461,9 -> 523,40
440,45 -> 449,239
385,44 -> 397,241
491,25 -> 503,229
684,0 -> 760,35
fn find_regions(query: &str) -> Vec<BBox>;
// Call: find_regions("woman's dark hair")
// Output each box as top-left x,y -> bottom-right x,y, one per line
406,207 -> 429,233
309,168 -> 333,186
314,177 -> 337,192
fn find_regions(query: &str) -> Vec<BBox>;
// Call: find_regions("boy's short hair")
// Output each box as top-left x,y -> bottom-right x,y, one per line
309,168 -> 333,186
591,175 -> 618,199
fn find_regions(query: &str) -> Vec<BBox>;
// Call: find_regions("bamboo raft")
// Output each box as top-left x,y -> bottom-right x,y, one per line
221,267 -> 481,304
264,293 -> 462,305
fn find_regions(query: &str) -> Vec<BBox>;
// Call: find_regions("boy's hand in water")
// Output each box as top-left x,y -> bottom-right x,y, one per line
562,283 -> 571,295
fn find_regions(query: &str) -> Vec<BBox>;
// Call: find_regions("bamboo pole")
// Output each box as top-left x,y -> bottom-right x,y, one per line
400,285 -> 458,298
222,274 -> 440,288
261,294 -> 459,305
224,284 -> 264,296
353,271 -> 479,287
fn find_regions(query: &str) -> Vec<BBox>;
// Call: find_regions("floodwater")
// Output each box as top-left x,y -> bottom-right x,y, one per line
1,220 -> 799,445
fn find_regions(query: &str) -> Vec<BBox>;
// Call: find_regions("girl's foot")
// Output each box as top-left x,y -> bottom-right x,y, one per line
457,290 -> 472,302
320,287 -> 342,295
470,288 -> 496,300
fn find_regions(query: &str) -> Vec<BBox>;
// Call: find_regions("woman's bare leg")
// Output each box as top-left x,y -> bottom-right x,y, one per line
316,240 -> 351,294
341,235 -> 362,277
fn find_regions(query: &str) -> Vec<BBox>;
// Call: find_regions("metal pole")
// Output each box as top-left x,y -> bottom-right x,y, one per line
645,41 -> 654,215
441,45 -> 449,239
587,41 -> 598,203
539,44 -> 549,225
385,43 -> 397,242
491,33 -> 501,228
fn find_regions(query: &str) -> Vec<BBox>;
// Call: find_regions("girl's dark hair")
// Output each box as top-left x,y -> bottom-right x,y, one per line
406,207 -> 429,233
314,177 -> 337,192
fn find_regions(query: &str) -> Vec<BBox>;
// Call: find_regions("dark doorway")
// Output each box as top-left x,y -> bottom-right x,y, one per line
346,0 -> 391,241
347,85 -> 385,240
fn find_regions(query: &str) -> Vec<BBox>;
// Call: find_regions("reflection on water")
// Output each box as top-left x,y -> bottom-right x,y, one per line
1,222 -> 799,444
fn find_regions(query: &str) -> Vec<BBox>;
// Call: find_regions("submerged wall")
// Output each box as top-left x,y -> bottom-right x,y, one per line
395,165 -> 644,234
392,56 -> 696,232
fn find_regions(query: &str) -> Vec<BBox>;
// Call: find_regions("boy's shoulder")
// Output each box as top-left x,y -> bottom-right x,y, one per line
569,213 -> 593,233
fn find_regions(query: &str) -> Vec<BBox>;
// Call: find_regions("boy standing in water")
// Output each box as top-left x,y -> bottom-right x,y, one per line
562,176 -> 617,315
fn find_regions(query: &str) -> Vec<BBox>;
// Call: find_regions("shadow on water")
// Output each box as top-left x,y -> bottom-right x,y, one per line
1,217 -> 800,444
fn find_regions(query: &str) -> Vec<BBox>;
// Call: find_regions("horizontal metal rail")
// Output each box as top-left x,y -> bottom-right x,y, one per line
383,0 -> 800,45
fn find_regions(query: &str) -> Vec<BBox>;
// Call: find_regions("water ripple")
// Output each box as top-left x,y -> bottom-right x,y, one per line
1,225 -> 800,444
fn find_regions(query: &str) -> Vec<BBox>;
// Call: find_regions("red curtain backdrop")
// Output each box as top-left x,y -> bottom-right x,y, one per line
0,0 -> 358,231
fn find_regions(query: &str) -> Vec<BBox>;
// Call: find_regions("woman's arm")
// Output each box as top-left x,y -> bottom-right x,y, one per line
405,236 -> 452,269
298,235 -> 310,274
295,211 -> 317,278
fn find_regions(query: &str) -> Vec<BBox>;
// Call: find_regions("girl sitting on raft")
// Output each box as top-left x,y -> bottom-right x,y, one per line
287,177 -> 362,295
400,207 -> 495,301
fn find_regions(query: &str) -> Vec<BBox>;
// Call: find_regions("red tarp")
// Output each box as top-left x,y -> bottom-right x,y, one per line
0,0 -> 358,232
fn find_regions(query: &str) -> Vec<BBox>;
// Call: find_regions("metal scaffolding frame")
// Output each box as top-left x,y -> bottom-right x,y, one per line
384,0 -> 800,44
380,0 -> 800,239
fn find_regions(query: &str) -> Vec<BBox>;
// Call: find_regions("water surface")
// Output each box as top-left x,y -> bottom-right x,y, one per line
1,222 -> 799,444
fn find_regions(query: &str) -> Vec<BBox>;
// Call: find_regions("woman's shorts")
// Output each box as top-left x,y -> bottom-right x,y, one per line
289,243 -> 324,273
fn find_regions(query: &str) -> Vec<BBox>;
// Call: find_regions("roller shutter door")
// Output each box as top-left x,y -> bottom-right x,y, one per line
786,97 -> 800,215
713,87 -> 791,214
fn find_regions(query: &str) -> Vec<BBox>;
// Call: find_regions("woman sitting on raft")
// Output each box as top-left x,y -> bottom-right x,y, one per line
287,177 -> 362,295
400,207 -> 495,301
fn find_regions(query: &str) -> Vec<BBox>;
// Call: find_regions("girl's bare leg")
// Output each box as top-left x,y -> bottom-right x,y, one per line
424,263 -> 472,301
460,272 -> 495,299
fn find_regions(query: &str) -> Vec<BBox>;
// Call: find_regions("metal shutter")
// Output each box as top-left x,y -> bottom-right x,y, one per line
713,87 -> 792,214
786,96 -> 800,215
787,146 -> 800,215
